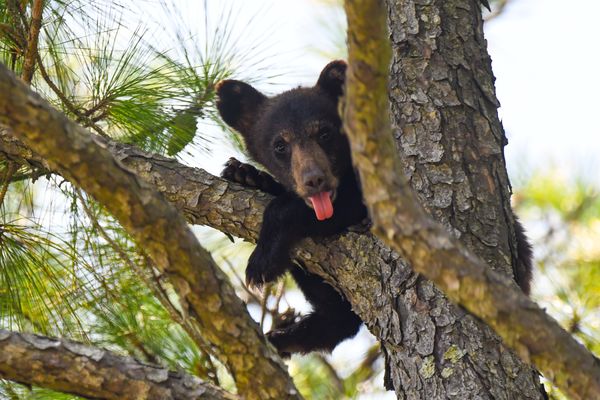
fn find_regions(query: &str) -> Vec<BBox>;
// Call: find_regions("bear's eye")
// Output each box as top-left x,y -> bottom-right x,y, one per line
274,140 -> 287,154
319,127 -> 333,141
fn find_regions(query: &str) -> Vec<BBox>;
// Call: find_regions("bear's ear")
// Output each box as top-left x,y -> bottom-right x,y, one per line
315,60 -> 347,100
216,80 -> 267,137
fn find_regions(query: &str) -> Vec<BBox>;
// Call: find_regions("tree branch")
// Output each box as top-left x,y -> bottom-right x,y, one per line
21,0 -> 44,84
342,1 -> 600,399
0,329 -> 237,400
0,64 -> 299,400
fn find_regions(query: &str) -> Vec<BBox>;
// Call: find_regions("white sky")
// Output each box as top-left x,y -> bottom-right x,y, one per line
485,0 -> 600,187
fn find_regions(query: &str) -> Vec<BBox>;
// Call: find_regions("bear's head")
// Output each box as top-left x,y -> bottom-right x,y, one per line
216,60 -> 351,221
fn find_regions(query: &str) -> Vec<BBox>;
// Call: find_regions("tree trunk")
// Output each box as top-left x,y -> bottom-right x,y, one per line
381,0 -> 545,398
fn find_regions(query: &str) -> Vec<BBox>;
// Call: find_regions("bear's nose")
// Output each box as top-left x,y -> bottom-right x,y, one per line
303,169 -> 326,191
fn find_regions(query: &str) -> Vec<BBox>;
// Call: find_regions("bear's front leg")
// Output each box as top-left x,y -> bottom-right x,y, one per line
245,194 -> 313,287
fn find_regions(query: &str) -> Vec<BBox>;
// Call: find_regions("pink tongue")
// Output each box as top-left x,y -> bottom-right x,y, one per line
309,191 -> 334,221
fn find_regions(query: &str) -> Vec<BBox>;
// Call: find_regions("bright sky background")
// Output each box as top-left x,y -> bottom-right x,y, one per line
485,0 -> 600,188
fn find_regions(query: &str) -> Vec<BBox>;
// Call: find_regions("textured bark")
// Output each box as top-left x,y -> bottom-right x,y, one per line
0,65 -> 300,400
343,1 -> 600,399
388,0 -> 547,396
0,329 -> 238,400
388,0 -> 543,398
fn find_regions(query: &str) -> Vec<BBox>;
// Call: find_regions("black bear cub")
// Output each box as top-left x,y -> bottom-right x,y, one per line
216,60 -> 533,357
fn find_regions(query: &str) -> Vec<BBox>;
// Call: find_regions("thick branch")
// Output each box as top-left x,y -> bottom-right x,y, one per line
0,64 -> 300,400
0,329 -> 237,400
343,1 -> 600,399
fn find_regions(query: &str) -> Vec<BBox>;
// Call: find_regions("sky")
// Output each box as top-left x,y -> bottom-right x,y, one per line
485,0 -> 600,187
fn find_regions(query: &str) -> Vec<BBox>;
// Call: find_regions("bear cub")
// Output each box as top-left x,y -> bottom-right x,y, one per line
216,60 -> 533,357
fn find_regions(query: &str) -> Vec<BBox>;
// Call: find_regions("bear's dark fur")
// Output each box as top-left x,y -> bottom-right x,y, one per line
216,60 -> 533,356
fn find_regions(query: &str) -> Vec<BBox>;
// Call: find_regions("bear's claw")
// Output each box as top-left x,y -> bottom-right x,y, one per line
221,158 -> 285,196
245,246 -> 292,288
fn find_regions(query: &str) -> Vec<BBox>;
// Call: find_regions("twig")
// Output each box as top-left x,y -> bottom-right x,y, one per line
484,0 -> 510,21
35,54 -> 109,138
259,283 -> 274,329
222,256 -> 262,305
0,162 -> 18,207
273,280 -> 286,314
343,343 -> 381,388
21,0 -> 44,83
13,0 -> 107,137
316,354 -> 345,394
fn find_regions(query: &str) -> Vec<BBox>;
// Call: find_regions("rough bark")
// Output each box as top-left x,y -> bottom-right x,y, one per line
0,65 -> 300,400
346,1 -> 540,397
389,0 -> 547,397
385,0 -> 546,398
0,329 -> 238,400
343,1 -> 600,399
